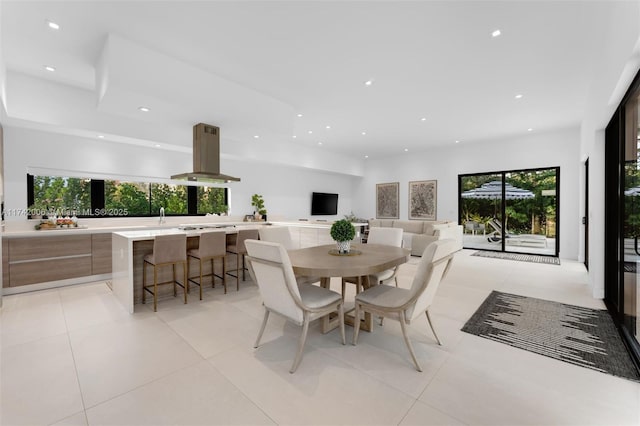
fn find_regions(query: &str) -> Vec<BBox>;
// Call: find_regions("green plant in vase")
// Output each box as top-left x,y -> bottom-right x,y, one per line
330,219 -> 356,253
251,194 -> 267,220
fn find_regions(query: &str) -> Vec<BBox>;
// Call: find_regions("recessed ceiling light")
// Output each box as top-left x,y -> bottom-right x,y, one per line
308,130 -> 313,134
364,79 -> 374,86
318,142 -> 323,146
455,140 -> 460,144
97,135 -> 105,139
297,113 -> 303,117
515,94 -> 523,99
420,117 -> 427,121
325,125 -> 331,129
528,128 -> 533,132
292,135 -> 297,139
253,135 -> 259,139
404,148 -> 409,152
44,66 -> 56,72
154,144 -> 161,147
361,131 -> 366,136
365,155 -> 369,159
46,20 -> 60,30
138,106 -> 150,112
492,29 -> 501,37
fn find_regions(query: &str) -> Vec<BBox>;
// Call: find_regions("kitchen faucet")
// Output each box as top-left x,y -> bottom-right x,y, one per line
159,207 -> 165,224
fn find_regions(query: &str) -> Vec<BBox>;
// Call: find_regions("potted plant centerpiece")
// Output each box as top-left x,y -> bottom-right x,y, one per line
330,219 -> 356,254
251,194 -> 267,221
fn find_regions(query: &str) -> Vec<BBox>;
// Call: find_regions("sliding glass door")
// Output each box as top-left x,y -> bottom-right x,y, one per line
459,167 -> 559,256
604,68 -> 640,371
622,84 -> 640,352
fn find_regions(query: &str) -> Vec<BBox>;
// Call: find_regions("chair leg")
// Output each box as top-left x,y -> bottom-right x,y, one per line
254,309 -> 270,348
352,302 -> 361,345
236,253 -> 240,291
399,313 -> 422,372
341,278 -> 346,301
172,264 -> 177,297
425,310 -> 442,346
182,261 -> 187,304
338,303 -> 346,345
199,259 -> 203,300
242,253 -> 246,281
290,314 -> 310,373
142,262 -> 147,304
153,265 -> 158,312
222,257 -> 227,294
210,259 -> 215,288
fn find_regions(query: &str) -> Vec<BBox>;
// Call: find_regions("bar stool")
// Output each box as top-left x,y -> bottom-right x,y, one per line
142,234 -> 188,312
187,230 -> 227,299
226,228 -> 259,291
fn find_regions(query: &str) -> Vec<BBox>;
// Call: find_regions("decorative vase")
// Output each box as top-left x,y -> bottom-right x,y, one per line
336,240 -> 351,254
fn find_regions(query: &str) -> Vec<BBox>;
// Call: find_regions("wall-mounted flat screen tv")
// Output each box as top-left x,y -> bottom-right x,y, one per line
311,192 -> 338,215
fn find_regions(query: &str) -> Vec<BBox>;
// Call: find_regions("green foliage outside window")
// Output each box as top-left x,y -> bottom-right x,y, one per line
151,183 -> 188,215
197,186 -> 228,214
31,176 -> 91,214
31,174 -> 228,217
105,181 -> 150,215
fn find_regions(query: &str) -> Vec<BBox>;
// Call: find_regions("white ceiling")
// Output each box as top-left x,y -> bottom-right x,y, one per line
0,1 -> 612,159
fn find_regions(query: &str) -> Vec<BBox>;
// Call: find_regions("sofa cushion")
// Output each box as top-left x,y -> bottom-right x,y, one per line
431,223 -> 452,233
392,220 -> 424,234
423,221 -> 446,235
369,219 -> 394,228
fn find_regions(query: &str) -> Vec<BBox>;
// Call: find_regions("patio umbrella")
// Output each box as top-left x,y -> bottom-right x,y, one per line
461,181 -> 535,200
461,180 -> 535,227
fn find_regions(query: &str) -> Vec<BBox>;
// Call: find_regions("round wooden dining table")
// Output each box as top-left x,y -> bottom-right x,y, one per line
288,243 -> 411,333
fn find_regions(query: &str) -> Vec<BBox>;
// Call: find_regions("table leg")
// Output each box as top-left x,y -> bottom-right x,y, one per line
321,275 -> 373,334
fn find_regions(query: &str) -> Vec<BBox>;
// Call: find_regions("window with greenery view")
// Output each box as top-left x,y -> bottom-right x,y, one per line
197,186 -> 228,215
30,176 -> 91,215
29,174 -> 228,217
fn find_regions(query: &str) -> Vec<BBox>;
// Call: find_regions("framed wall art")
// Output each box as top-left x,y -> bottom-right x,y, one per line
376,182 -> 399,219
409,180 -> 437,220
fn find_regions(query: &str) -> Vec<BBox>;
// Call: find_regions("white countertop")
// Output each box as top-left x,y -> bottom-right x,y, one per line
113,224 -> 264,241
3,220 -> 368,238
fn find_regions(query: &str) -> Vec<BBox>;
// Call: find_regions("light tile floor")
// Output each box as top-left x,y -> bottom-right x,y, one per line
1,250 -> 639,425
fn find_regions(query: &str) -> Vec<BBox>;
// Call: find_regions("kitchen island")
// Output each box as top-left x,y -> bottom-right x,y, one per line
111,225 -> 263,313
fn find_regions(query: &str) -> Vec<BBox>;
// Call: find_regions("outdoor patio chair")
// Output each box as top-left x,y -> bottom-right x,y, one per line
487,218 -> 547,247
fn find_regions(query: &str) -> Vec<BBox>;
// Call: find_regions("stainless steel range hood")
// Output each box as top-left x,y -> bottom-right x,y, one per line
171,123 -> 240,183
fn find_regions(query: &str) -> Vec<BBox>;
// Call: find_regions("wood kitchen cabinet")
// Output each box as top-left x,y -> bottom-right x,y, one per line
91,233 -> 112,275
3,232 -> 114,288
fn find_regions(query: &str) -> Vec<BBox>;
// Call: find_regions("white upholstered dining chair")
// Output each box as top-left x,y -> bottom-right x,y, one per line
245,239 -> 346,373
259,226 -> 320,286
352,239 -> 456,371
341,227 -> 404,295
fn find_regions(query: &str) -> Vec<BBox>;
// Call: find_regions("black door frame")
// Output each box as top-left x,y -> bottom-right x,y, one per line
604,69 -> 640,372
458,167 -> 560,257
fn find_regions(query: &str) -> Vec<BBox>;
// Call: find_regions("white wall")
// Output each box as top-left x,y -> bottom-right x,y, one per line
353,127 -> 581,259
2,126 -> 360,223
580,1 -> 640,298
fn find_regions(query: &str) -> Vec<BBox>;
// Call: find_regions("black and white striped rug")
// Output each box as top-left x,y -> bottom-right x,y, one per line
471,250 -> 560,265
462,291 -> 640,382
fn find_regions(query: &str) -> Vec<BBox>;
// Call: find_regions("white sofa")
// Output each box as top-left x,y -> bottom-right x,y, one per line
368,219 -> 463,256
